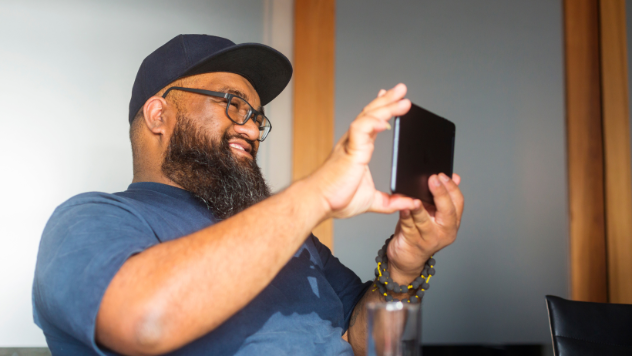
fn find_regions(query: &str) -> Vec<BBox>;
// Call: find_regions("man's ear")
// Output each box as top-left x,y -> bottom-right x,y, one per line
142,96 -> 170,135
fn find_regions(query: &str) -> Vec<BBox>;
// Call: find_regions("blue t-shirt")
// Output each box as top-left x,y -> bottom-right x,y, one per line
32,182 -> 370,355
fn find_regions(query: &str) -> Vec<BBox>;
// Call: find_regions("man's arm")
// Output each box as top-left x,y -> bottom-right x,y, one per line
96,84 -> 416,356
96,179 -> 328,355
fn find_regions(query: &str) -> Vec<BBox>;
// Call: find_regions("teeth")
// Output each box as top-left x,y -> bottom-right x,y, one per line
230,143 -> 245,151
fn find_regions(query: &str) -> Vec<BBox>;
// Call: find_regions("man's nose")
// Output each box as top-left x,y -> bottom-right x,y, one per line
232,116 -> 260,141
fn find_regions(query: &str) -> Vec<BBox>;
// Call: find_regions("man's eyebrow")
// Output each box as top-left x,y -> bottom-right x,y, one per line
217,86 -> 263,112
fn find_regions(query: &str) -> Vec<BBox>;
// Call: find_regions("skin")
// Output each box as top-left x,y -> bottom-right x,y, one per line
96,72 -> 464,355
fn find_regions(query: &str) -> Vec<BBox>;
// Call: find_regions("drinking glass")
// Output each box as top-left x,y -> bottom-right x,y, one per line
366,302 -> 421,356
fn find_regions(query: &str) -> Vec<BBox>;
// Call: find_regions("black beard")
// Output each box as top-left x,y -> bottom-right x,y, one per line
161,114 -> 271,220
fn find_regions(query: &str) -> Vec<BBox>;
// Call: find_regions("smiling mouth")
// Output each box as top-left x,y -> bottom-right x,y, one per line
229,143 -> 247,152
229,143 -> 252,158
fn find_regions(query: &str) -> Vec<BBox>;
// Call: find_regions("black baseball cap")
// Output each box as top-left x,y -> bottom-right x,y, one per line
129,34 -> 293,123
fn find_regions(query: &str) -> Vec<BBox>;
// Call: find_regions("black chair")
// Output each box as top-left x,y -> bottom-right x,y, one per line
545,295 -> 632,356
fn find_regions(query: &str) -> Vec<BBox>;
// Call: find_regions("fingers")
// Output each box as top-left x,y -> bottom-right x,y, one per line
439,173 -> 464,225
397,208 -> 418,241
363,83 -> 408,113
408,201 -> 433,237
346,100 -> 411,158
342,84 -> 410,161
452,173 -> 461,185
365,99 -> 411,122
346,115 -> 391,159
369,192 -> 417,214
427,175 -> 458,228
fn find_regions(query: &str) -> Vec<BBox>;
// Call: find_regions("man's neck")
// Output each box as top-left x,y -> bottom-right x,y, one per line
132,171 -> 185,190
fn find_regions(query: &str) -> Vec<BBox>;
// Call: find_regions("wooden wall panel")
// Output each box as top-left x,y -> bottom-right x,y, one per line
599,0 -> 632,304
292,0 -> 336,249
564,0 -> 608,302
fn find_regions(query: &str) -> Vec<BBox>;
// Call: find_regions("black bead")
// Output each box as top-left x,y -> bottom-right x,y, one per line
386,277 -> 393,284
383,270 -> 390,278
421,282 -> 429,290
378,276 -> 387,283
374,268 -> 379,277
415,277 -> 424,284
382,263 -> 388,270
400,286 -> 408,293
386,282 -> 394,291
412,281 -> 420,289
391,282 -> 399,291
385,295 -> 393,302
375,256 -> 383,263
416,290 -> 425,298
428,258 -> 436,266
410,295 -> 420,303
377,249 -> 384,257
428,268 -> 436,276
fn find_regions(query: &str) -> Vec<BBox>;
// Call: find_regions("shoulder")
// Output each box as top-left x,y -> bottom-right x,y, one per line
52,191 -> 148,223
42,191 -> 156,245
57,191 -> 135,211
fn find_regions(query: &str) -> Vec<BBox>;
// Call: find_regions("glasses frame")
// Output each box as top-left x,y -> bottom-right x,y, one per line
162,86 -> 272,141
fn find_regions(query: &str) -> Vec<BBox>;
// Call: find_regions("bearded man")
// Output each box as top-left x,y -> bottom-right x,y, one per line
32,35 -> 463,356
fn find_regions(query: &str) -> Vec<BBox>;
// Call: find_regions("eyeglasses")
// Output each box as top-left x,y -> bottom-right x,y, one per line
162,86 -> 272,141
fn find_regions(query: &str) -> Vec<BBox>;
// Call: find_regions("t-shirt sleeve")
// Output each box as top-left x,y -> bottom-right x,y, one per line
310,234 -> 372,332
32,194 -> 158,354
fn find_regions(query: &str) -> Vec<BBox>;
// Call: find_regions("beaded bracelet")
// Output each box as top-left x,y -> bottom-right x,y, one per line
372,235 -> 436,303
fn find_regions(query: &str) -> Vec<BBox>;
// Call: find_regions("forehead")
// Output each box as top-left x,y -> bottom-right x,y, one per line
186,72 -> 261,107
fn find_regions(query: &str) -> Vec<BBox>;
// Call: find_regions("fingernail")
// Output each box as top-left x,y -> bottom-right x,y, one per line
385,122 -> 392,130
439,173 -> 449,182
432,175 -> 441,187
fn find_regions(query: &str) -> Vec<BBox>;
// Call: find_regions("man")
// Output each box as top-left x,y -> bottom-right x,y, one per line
33,35 -> 463,355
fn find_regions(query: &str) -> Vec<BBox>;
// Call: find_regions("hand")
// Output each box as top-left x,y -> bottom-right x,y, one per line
309,84 -> 418,219
387,173 -> 464,280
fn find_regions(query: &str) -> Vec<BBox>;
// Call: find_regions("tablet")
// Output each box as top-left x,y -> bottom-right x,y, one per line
390,103 -> 456,205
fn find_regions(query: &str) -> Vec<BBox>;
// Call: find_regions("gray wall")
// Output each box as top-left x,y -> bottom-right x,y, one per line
334,0 -> 568,344
0,0 -> 273,346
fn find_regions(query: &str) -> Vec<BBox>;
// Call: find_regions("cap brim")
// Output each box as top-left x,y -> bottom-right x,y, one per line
183,43 -> 292,106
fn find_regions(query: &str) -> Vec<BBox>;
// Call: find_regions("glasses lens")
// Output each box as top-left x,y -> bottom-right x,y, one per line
258,115 -> 271,141
227,96 -> 271,141
226,96 -> 250,124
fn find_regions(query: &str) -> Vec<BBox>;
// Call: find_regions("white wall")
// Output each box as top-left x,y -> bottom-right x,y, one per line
333,0 -> 568,345
0,0 -> 293,346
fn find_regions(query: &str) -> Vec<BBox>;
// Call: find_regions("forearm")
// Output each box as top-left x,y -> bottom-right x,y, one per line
96,178 -> 328,355
347,268 -> 421,356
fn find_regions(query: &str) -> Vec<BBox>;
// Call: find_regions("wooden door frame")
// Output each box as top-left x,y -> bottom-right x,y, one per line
292,0 -> 336,249
564,0 -> 632,303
